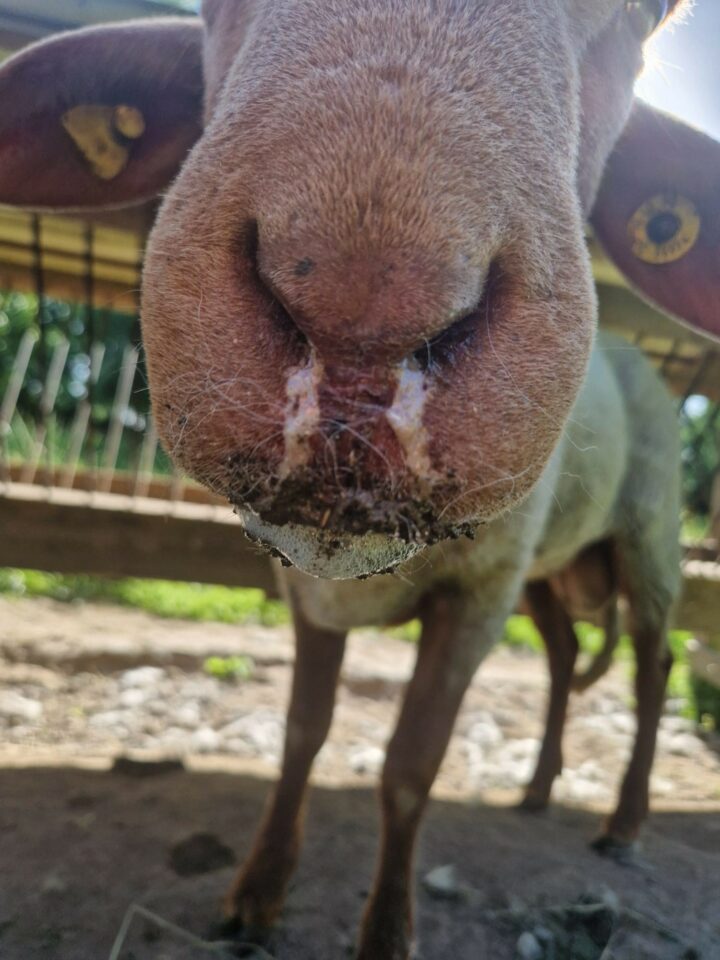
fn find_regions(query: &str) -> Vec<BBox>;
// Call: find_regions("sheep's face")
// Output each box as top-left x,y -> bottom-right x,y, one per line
141,0 -> 673,576
1,0 -> 695,578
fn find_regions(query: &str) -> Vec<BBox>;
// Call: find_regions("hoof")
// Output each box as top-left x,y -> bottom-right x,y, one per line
591,834 -> 640,865
518,789 -> 551,813
211,945 -> 273,959
205,917 -> 274,956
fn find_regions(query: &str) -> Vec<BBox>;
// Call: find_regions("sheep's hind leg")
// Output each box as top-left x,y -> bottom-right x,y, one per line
593,621 -> 672,860
222,602 -> 347,937
593,538 -> 676,861
520,580 -> 579,812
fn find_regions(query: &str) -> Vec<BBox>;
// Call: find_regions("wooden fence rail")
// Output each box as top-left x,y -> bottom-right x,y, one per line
0,482 -> 278,595
2,481 -> 719,642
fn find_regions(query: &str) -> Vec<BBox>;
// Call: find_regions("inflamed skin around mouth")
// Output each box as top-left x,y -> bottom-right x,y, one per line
224,343 -> 483,578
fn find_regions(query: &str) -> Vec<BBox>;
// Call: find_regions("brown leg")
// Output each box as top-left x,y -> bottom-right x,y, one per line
356,588 -> 500,960
521,580 -> 579,811
225,603 -> 347,932
571,600 -> 619,693
596,624 -> 672,851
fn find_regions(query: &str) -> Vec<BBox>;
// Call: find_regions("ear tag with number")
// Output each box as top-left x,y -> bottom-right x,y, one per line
61,104 -> 146,181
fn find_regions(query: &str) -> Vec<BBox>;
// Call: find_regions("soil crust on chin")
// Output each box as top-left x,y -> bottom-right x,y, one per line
0,595 -> 719,959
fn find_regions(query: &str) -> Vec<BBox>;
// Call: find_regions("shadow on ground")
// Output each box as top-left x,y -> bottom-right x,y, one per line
0,764 -> 718,960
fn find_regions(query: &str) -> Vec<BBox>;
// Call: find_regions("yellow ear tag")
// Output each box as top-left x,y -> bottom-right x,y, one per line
61,104 -> 146,181
627,193 -> 701,265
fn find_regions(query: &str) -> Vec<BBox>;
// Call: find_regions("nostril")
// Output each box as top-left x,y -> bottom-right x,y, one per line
265,281 -> 309,348
413,304 -> 484,373
239,218 -> 260,266
412,262 -> 498,373
237,219 -> 308,348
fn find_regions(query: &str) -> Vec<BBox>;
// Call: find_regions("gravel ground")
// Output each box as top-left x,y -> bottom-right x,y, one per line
0,595 -> 719,959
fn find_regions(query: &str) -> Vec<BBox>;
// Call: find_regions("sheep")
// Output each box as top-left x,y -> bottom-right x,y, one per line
1,2 -> 718,957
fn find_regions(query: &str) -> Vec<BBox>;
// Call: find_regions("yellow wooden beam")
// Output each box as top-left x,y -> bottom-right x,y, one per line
0,483 -> 279,595
0,207 -> 142,307
0,209 -> 142,265
0,263 -> 139,311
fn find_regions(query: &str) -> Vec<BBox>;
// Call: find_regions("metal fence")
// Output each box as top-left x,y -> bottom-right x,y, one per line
0,208 -> 718,599
0,209 -> 220,505
1,213 -> 719,525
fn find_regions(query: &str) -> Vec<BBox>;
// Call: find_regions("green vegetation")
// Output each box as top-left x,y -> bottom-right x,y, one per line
0,566 -> 700,719
680,394 -> 719,521
0,568 -> 287,627
681,512 -> 711,542
503,613 -> 695,718
0,289 -> 172,475
1,290 -> 138,422
203,655 -> 254,682
692,676 -> 720,731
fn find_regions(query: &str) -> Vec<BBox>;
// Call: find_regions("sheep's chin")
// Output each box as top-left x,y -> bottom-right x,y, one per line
237,509 -> 420,580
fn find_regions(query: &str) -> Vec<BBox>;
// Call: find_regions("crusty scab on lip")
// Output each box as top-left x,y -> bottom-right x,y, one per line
280,353 -> 436,481
385,359 -> 436,479
279,354 -> 324,478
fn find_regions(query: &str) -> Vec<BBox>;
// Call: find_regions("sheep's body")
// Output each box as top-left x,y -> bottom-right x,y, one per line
2,2 -> 711,957
284,332 -> 680,638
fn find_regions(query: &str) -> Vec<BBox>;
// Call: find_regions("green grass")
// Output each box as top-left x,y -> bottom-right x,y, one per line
391,610 -> 695,718
692,676 -> 720,731
203,655 -> 254,682
3,412 -> 173,477
502,611 -> 695,717
0,567 -> 699,720
681,512 -> 712,542
0,569 -> 288,627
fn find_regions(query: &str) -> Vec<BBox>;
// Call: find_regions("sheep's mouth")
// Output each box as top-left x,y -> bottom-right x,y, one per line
232,460 -> 468,525
222,464 -> 475,578
236,508 -> 422,579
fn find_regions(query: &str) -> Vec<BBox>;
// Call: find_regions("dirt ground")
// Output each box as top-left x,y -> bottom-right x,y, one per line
0,595 -> 719,960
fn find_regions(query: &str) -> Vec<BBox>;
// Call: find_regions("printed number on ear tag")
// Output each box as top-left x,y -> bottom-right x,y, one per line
628,193 -> 701,265
61,104 -> 146,181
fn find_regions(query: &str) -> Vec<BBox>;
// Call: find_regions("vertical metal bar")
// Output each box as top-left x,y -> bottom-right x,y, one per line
84,222 -> 95,341
60,341 -> 106,489
679,351 -> 714,411
99,344 -> 139,492
659,339 -> 679,379
170,465 -> 186,503
133,417 -> 159,498
711,469 -> 720,544
130,216 -> 148,497
84,224 -> 109,492
0,329 -> 37,484
30,214 -> 47,373
20,336 -> 70,484
25,214 -> 53,484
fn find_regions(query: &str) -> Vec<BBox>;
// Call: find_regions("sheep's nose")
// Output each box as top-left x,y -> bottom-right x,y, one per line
250,227 -> 487,364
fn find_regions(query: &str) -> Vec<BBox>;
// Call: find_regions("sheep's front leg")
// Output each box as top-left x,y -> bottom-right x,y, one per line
225,602 -> 346,935
355,587 -> 509,960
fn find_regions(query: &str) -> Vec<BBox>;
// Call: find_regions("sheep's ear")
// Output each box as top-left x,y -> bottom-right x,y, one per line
591,101 -> 720,342
0,18 -> 204,211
